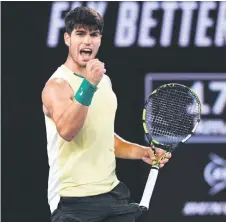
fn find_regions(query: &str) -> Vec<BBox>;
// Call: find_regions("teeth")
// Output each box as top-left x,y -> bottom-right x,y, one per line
81,49 -> 92,53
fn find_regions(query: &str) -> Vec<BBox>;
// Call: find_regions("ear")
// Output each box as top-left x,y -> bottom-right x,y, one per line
64,32 -> 70,47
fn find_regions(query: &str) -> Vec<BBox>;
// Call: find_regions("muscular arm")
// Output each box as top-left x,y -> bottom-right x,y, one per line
42,78 -> 89,141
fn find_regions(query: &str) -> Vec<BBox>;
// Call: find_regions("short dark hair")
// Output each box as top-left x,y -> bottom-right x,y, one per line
64,6 -> 104,34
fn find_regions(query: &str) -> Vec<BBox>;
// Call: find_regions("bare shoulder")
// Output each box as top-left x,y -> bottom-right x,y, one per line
44,78 -> 72,89
42,78 -> 73,97
42,78 -> 74,114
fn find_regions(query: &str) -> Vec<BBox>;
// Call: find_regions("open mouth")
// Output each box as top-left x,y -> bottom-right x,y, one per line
80,48 -> 92,56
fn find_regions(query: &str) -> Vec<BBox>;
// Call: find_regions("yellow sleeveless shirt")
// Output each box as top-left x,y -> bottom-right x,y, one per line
45,65 -> 119,213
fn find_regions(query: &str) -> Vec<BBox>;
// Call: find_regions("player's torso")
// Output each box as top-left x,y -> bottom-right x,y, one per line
45,65 -> 119,211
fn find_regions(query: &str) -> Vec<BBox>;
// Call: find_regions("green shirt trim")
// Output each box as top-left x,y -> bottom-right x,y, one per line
73,73 -> 84,79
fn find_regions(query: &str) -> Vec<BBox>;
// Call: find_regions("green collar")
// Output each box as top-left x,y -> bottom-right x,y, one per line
73,73 -> 84,79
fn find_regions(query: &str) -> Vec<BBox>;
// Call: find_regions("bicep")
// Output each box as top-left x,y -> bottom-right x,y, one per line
42,78 -> 74,123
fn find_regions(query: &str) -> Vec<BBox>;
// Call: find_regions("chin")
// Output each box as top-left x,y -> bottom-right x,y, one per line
79,63 -> 87,68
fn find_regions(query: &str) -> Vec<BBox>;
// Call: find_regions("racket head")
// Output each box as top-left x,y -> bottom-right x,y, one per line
143,83 -> 201,152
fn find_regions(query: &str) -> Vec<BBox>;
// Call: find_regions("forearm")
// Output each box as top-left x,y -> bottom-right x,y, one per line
114,134 -> 149,159
56,100 -> 88,141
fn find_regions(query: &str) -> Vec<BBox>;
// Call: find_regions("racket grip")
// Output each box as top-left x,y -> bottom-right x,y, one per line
139,167 -> 159,209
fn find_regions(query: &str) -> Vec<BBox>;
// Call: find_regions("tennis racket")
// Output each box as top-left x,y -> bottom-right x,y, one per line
139,83 -> 201,210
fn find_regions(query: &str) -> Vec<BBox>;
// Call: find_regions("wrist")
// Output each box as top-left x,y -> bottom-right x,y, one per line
86,79 -> 98,86
74,78 -> 97,106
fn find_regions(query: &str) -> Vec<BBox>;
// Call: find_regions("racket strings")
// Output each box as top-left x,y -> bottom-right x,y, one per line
145,87 -> 200,145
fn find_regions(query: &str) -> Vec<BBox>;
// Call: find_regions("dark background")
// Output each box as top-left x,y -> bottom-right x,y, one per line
2,1 -> 226,222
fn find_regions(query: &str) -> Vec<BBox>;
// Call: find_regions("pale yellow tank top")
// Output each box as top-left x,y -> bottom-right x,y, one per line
45,65 -> 119,213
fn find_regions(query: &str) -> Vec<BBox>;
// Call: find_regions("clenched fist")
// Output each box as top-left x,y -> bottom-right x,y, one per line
86,59 -> 106,86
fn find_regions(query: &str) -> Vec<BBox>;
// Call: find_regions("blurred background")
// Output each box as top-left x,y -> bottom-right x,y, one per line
2,1 -> 226,222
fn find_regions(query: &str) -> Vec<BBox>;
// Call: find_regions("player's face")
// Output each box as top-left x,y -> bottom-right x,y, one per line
65,26 -> 102,68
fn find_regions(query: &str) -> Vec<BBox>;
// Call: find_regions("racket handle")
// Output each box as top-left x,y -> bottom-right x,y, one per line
139,167 -> 159,209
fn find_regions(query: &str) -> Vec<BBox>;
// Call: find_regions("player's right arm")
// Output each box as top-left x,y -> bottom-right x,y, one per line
42,59 -> 105,142
42,78 -> 89,141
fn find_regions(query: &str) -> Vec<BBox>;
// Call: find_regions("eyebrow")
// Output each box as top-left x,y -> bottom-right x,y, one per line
75,30 -> 100,34
75,30 -> 86,33
91,30 -> 100,34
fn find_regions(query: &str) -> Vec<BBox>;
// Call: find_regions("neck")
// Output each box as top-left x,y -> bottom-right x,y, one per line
64,56 -> 86,77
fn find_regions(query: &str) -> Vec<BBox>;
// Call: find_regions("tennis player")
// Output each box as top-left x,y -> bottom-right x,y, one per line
42,6 -> 171,222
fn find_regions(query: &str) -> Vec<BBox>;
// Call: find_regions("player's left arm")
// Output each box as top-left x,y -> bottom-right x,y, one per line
114,134 -> 171,167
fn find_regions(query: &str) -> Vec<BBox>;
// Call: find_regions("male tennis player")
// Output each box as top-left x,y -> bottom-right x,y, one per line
42,6 -> 171,222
